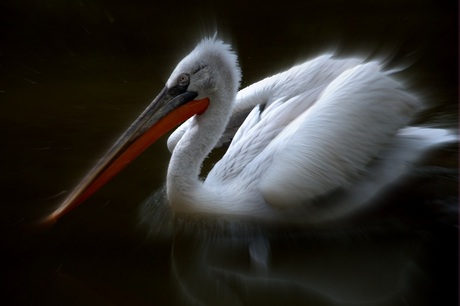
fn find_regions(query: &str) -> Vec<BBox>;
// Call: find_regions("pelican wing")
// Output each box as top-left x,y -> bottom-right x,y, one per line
208,59 -> 420,212
258,62 -> 420,208
207,55 -> 366,182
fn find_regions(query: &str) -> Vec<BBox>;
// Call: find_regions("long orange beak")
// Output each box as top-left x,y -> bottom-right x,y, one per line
40,86 -> 209,226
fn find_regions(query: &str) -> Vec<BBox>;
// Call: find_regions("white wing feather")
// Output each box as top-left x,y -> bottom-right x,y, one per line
208,59 -> 420,210
259,62 -> 419,207
207,55 -> 367,182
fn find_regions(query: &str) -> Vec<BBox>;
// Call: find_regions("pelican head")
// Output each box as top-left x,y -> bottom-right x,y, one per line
42,38 -> 241,225
167,38 -> 241,105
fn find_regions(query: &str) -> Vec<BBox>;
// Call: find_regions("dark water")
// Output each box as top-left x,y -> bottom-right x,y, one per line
2,0 -> 458,305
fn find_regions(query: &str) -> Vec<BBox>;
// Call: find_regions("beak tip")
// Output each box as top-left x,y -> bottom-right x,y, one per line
20,213 -> 59,235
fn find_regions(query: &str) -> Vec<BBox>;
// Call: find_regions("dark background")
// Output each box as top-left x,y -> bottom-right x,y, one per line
1,0 -> 457,305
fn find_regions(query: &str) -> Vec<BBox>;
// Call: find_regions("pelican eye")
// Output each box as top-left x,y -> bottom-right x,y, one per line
177,73 -> 190,87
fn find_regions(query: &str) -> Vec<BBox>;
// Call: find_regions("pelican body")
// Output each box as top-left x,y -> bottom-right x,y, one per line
42,38 -> 455,225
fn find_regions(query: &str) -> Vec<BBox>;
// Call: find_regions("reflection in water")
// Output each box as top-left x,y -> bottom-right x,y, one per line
170,236 -> 416,306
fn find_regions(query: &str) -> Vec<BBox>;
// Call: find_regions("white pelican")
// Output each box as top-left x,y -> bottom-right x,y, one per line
42,38 -> 456,225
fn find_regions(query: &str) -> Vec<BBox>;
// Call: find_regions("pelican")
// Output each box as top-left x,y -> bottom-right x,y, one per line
42,38 -> 456,225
